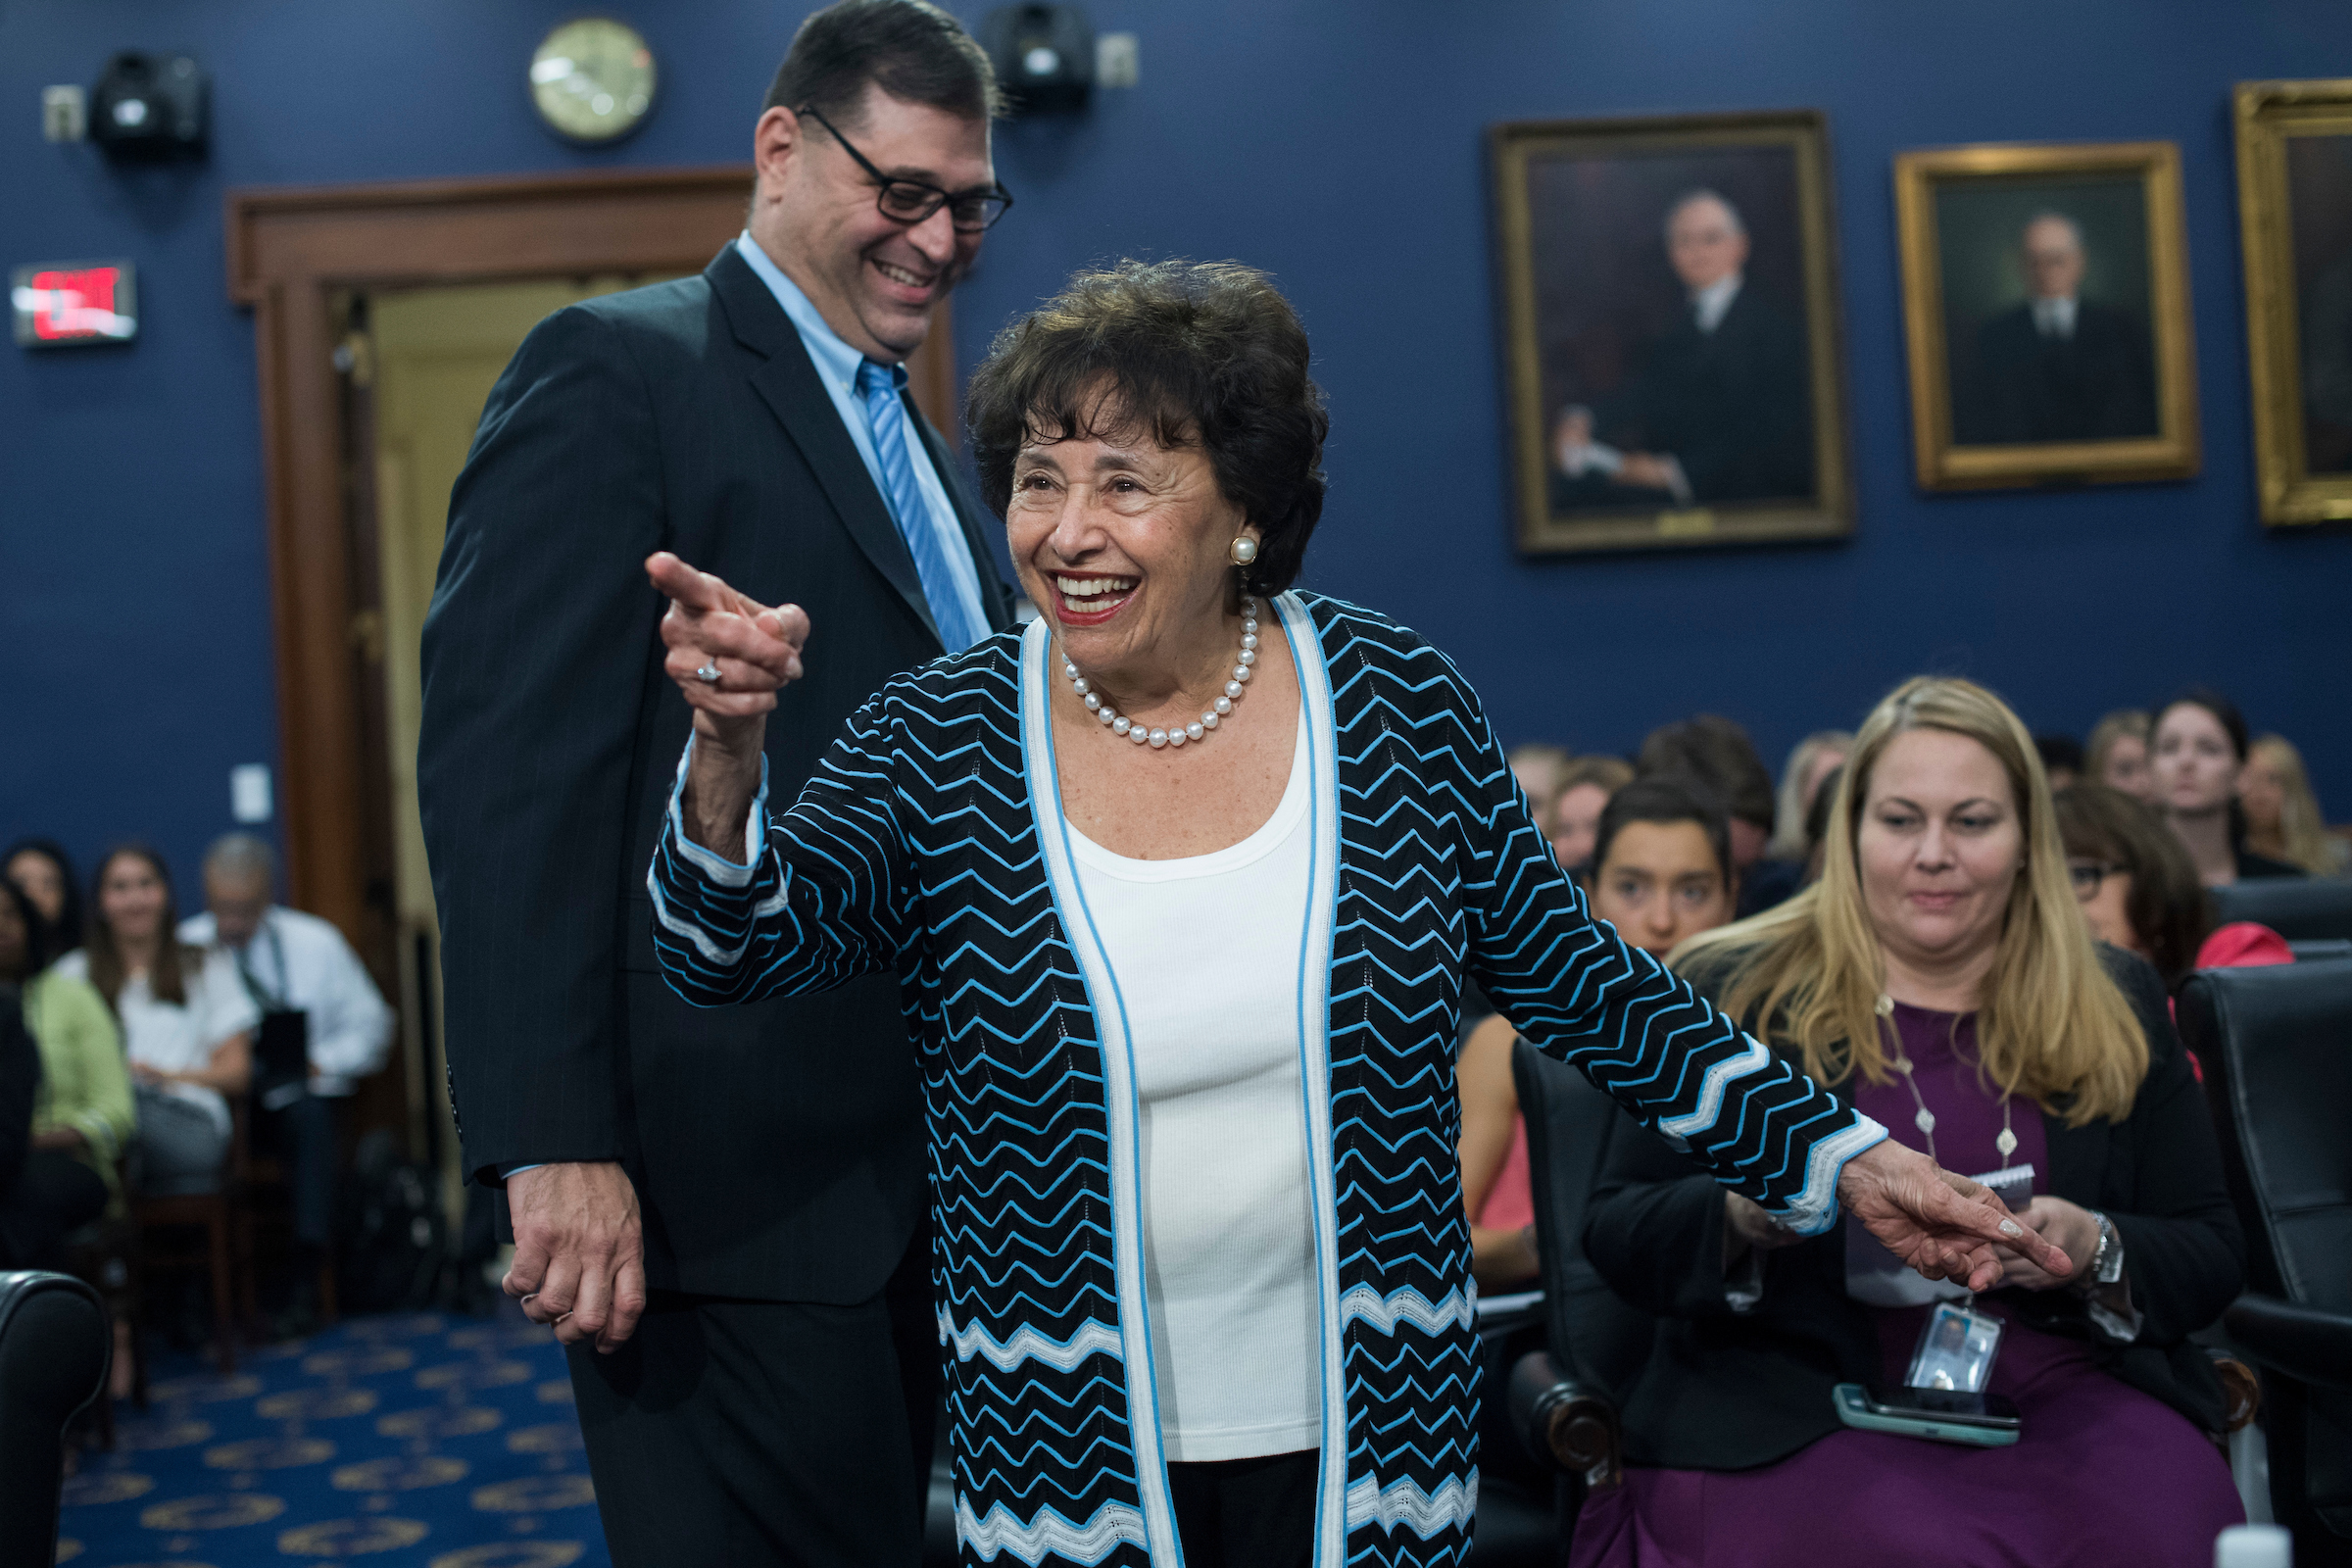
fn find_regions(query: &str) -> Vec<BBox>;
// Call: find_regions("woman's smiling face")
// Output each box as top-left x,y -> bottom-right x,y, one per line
1005,404 -> 1258,693
1855,727 -> 2025,972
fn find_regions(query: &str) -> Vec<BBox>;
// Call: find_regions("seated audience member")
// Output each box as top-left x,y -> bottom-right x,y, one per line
1640,714 -> 1789,916
2033,732 -> 2083,791
2240,733 -> 2349,877
2150,688 -> 2304,886
0,884 -> 114,1269
2057,783 -> 2294,985
182,832 -> 392,1316
1458,775 -> 1740,1292
4,836 -> 85,951
1576,676 -> 2245,1568
56,848 -> 256,1195
2084,710 -> 2154,803
1548,755 -> 1634,873
1509,742 -> 1575,836
1766,729 -> 1852,862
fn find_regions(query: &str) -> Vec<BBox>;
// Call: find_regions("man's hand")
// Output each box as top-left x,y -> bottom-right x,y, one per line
1838,1139 -> 2073,1294
505,1161 -> 647,1353
1615,452 -> 1677,491
1997,1196 -> 2102,1292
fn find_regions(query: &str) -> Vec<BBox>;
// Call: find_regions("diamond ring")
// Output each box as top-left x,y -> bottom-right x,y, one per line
695,662 -> 720,684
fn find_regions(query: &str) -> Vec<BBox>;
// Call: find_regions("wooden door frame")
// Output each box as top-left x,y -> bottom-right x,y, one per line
224,166 -> 956,940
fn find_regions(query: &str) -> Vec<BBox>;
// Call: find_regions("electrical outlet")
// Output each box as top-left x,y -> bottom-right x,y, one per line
43,84 -> 87,142
1096,32 -> 1139,89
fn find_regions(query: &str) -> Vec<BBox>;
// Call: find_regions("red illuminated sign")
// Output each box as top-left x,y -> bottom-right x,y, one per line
11,261 -> 138,346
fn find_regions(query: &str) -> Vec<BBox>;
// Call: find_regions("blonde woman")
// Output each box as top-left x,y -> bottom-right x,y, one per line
1766,728 -> 1854,861
1572,677 -> 2244,1568
2241,733 -> 2348,877
2084,709 -> 2153,802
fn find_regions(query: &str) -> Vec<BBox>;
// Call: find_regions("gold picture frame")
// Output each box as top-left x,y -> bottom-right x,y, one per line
2234,78 -> 2352,527
1894,140 -> 2198,490
1491,110 -> 1852,555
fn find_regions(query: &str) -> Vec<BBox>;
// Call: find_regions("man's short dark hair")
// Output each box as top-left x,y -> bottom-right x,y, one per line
1590,774 -> 1734,889
965,259 -> 1330,594
763,0 -> 1004,127
1638,715 -> 1774,831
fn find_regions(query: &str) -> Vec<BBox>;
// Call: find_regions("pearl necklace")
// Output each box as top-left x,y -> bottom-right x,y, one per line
1062,597 -> 1259,751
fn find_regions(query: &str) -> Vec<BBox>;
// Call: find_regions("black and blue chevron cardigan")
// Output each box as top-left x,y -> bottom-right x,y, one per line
651,592 -> 1885,1567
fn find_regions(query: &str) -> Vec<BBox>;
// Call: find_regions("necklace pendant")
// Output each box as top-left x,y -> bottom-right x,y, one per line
1913,1107 -> 1936,1138
1995,1127 -> 2018,1159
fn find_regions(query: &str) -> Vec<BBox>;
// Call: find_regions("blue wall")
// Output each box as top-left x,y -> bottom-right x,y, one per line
5,0 -> 2348,898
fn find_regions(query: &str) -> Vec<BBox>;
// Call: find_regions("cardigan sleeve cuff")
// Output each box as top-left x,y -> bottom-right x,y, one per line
1771,1112 -> 1888,1238
663,733 -> 770,882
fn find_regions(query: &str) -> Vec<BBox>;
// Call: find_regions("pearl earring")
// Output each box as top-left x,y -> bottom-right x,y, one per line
1228,535 -> 1259,565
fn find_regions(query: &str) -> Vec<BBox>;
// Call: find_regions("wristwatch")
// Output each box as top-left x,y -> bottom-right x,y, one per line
2082,1210 -> 2125,1289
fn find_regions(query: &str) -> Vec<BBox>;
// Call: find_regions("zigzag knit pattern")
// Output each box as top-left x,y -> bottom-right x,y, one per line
651,592 -> 1880,1566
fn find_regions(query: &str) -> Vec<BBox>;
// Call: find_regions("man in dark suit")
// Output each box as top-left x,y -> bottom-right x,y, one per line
1958,211 -> 2157,445
416,4 -> 1014,1562
1552,189 -> 1814,511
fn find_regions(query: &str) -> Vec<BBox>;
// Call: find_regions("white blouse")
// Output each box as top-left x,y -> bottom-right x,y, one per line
55,947 -> 258,1137
1067,718 -> 1321,1462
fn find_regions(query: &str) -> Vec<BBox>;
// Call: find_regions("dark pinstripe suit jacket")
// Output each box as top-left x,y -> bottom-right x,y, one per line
418,244 -> 1012,1302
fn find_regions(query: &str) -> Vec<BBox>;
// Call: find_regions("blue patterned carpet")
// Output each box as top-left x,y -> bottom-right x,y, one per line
57,1309 -> 610,1568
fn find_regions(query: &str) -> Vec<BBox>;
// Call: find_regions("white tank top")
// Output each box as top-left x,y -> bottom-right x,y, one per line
1067,718 -> 1319,1461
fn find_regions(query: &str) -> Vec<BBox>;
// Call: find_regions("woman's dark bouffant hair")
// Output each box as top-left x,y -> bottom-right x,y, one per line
2054,782 -> 2211,986
965,260 -> 1329,595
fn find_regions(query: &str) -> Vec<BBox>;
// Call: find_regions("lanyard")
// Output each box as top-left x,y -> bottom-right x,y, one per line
234,915 -> 295,1015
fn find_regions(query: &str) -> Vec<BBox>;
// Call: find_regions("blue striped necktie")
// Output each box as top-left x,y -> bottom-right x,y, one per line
857,358 -> 986,652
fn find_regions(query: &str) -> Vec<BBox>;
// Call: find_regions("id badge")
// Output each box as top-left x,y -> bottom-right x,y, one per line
1906,1301 -> 2002,1394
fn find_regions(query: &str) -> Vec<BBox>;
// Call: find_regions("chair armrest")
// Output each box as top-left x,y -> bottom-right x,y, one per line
1507,1348 -> 1621,1483
2224,1294 -> 2352,1395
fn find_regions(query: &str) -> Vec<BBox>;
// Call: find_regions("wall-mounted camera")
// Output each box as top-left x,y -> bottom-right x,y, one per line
982,5 -> 1094,116
90,52 -> 210,161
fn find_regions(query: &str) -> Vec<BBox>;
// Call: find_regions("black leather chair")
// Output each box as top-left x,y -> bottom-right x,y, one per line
1494,1038 -> 1650,1553
2209,878 -> 2352,944
2179,959 -> 2352,1566
0,1270 -> 112,1568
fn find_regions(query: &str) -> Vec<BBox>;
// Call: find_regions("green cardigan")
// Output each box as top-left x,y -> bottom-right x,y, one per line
24,968 -> 134,1194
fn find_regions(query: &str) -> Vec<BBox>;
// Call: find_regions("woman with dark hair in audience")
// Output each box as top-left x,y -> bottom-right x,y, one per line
2150,688 -> 2303,886
2240,733 -> 2349,878
55,847 -> 255,1196
2084,710 -> 2153,803
1574,677 -> 2244,1567
0,879 -> 118,1268
1460,774 -> 1741,1292
4,836 -> 85,952
2057,783 -> 2295,984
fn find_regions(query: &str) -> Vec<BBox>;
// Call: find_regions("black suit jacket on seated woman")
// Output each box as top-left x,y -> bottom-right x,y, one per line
1582,946 -> 2244,1471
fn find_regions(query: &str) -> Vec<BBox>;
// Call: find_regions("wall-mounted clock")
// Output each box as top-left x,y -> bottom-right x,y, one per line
530,18 -> 658,144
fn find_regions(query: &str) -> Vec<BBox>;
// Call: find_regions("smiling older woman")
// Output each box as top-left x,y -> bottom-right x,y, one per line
638,260 -> 2063,1568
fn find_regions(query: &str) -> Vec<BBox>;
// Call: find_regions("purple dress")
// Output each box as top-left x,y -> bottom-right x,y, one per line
1568,1004 -> 2242,1568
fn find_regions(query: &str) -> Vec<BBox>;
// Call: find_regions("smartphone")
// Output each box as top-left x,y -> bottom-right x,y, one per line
1832,1383 -> 2021,1447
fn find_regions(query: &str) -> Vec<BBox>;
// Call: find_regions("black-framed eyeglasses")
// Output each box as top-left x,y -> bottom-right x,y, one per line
2068,859 -> 2125,900
796,103 -> 1014,232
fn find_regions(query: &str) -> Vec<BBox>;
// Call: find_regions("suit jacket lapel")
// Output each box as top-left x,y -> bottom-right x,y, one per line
913,412 -> 1015,633
706,247 -> 943,650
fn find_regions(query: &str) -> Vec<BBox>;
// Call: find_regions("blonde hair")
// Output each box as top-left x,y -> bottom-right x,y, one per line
1768,729 -> 1855,861
2246,734 -> 2339,876
1674,677 -> 2146,1126
2084,709 -> 2150,784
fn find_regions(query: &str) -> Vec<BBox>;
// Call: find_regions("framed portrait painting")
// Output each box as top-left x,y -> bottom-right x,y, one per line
2234,78 -> 2352,526
1894,141 -> 2198,490
1490,110 -> 1853,555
